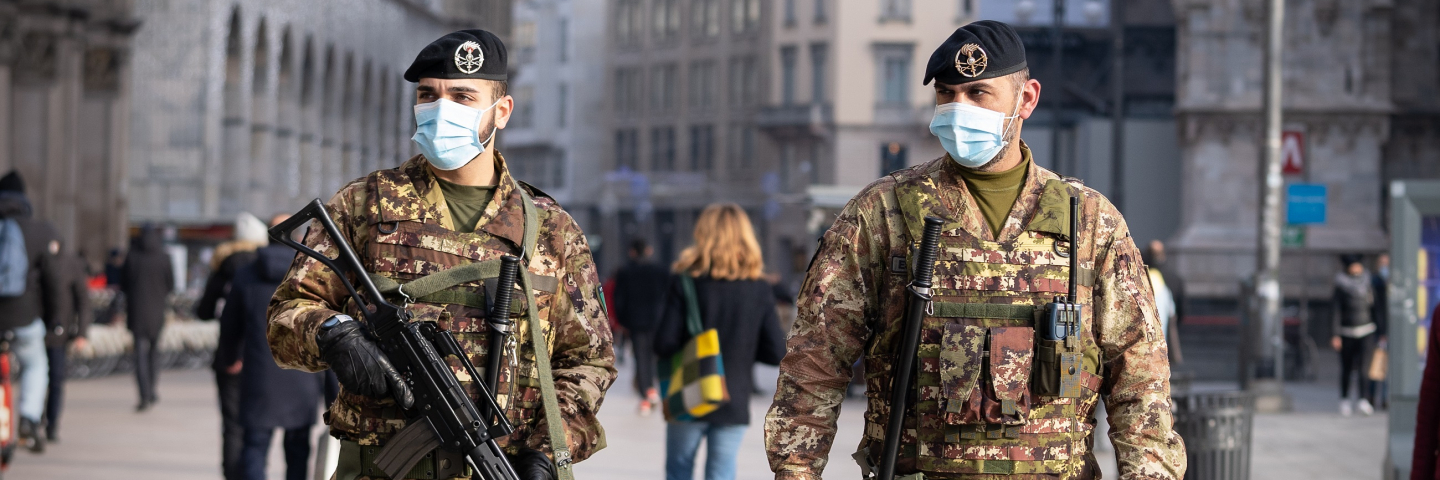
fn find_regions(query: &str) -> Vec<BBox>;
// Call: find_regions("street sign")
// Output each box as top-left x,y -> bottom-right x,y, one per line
1282,225 -> 1306,248
1282,131 -> 1305,175
1286,183 -> 1327,225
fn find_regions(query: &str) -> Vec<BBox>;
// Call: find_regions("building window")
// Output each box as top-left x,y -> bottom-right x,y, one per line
780,46 -> 797,105
731,0 -> 761,33
693,0 -> 721,38
653,0 -> 682,42
650,64 -> 679,113
515,21 -> 537,63
651,127 -> 677,171
689,125 -> 715,171
783,0 -> 797,26
615,0 -> 643,46
880,0 -> 912,22
689,61 -> 717,111
731,124 -> 755,168
880,142 -> 908,175
814,0 -> 827,23
614,67 -> 643,116
960,0 -> 974,17
615,129 -> 639,170
729,56 -> 759,108
557,83 -> 568,127
810,42 -> 828,104
875,44 -> 912,106
558,17 -> 569,63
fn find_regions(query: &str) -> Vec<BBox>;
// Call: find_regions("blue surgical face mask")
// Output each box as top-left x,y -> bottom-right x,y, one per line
928,94 -> 1023,168
411,97 -> 502,171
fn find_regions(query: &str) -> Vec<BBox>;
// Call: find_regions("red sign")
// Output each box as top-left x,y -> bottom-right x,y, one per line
1282,131 -> 1305,175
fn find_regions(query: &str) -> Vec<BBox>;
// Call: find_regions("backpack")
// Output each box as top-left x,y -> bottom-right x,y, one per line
0,218 -> 28,297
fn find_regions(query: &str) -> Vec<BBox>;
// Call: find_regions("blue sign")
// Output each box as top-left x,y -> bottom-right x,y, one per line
1286,183 -> 1327,225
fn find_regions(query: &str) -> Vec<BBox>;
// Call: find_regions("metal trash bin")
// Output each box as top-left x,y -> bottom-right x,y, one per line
1173,391 -> 1254,480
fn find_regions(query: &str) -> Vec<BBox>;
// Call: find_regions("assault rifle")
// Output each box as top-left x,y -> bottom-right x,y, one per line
270,199 -> 521,480
877,216 -> 946,480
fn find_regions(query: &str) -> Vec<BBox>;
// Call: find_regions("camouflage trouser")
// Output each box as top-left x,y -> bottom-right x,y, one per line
333,440 -> 471,480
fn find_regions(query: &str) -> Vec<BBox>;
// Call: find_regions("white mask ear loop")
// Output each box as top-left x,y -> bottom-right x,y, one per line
474,96 -> 505,149
998,89 -> 1025,141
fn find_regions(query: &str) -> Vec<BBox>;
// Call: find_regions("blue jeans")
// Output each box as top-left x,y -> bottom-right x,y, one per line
242,426 -> 312,480
14,318 -> 48,422
665,421 -> 747,480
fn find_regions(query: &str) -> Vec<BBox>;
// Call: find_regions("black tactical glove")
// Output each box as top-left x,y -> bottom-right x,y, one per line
509,448 -> 557,480
316,317 -> 414,409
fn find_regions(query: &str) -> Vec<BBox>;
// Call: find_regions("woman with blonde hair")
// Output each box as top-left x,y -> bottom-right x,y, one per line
654,204 -> 786,480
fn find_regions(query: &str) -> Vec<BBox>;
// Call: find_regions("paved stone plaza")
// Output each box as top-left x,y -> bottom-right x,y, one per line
4,357 -> 1388,479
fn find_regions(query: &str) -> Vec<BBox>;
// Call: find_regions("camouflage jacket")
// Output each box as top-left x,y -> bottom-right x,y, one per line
267,153 -> 616,469
764,145 -> 1185,479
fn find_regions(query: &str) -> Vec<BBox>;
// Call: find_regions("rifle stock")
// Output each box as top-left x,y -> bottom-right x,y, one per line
269,199 -> 521,480
877,216 -> 946,480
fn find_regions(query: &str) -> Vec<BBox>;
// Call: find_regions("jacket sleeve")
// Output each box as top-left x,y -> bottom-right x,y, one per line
1412,305 -> 1440,480
653,277 -> 686,358
71,262 -> 92,339
39,249 -> 61,331
1092,209 -> 1187,479
195,269 -> 227,320
216,279 -> 246,368
521,222 -> 617,463
756,285 -> 786,366
764,205 -> 879,480
266,185 -> 362,372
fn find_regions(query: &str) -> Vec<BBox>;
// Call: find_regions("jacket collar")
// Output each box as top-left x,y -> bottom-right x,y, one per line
935,142 -> 1058,243
377,152 -> 529,250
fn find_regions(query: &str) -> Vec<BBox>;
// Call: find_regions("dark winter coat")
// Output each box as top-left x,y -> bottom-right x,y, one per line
654,275 -> 786,425
121,226 -> 174,340
1332,271 -> 1375,338
44,253 -> 91,348
195,248 -> 258,321
613,259 -> 672,333
0,192 -> 60,332
218,245 -> 324,430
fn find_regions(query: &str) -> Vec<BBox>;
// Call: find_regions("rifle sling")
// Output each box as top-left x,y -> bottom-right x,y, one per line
514,182 -> 576,480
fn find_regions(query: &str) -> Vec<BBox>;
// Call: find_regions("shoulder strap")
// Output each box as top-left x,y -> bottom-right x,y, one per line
513,177 -> 575,480
678,275 -> 702,336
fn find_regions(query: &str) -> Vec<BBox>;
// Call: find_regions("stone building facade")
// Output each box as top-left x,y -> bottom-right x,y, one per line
0,0 -> 138,262
1170,0 -> 1393,298
127,0 -> 510,228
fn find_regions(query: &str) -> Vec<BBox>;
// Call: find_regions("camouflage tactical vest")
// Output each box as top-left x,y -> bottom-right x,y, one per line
861,173 -> 1106,477
326,166 -> 560,446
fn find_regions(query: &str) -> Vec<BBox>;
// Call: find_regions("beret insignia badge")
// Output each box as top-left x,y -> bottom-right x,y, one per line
454,40 -> 484,74
955,43 -> 988,78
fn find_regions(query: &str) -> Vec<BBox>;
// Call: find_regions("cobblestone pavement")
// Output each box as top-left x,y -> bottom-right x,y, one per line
5,354 -> 1390,479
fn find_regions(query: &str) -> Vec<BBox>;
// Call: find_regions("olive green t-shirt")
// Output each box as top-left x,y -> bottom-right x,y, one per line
435,178 -> 496,232
958,155 -> 1031,237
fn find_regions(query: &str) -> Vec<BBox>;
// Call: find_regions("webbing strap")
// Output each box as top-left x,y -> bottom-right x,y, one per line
515,180 -> 574,480
366,264 -> 558,304
679,275 -> 702,336
931,302 -> 1036,320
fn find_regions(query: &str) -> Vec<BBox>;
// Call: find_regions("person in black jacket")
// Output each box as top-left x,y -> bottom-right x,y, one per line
42,239 -> 90,443
121,224 -> 174,412
613,238 -> 672,415
654,204 -> 786,480
219,223 -> 326,480
1372,253 -> 1390,410
0,171 -> 61,453
1331,254 -> 1377,416
195,212 -> 268,480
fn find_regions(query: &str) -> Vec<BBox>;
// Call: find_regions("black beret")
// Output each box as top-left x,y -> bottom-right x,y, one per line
924,20 -> 1027,86
404,29 -> 508,83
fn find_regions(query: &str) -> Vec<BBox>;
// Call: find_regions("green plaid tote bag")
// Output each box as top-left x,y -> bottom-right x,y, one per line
658,275 -> 730,421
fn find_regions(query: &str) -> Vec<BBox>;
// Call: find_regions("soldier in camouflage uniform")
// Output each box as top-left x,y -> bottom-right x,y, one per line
267,30 -> 615,480
763,21 -> 1185,479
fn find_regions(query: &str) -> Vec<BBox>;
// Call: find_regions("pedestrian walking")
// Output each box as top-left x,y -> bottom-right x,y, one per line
654,204 -> 786,480
268,29 -> 615,480
763,21 -> 1186,479
0,171 -> 61,454
42,239 -> 90,443
613,238 -> 671,415
196,212 -> 269,480
1332,254 -> 1378,416
219,216 -> 326,480
1144,240 -> 1184,365
1371,252 -> 1391,409
121,224 -> 174,412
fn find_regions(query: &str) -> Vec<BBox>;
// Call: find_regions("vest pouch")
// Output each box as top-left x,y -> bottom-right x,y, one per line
1033,338 -> 1063,397
937,323 -> 985,425
983,327 -> 1033,425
